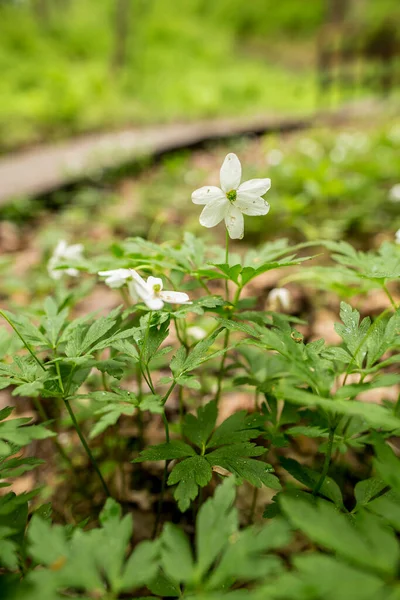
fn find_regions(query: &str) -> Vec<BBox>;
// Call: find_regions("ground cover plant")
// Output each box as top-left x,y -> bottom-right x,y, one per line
0,147 -> 400,599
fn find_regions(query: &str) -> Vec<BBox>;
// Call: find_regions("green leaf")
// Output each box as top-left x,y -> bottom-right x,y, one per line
368,492 -> 400,530
181,329 -> 223,373
281,495 -> 398,576
168,455 -> 212,512
195,477 -> 237,579
206,519 -> 289,590
120,540 -> 159,591
334,302 -> 371,368
278,384 -> 400,431
280,457 -> 344,508
372,436 -> 400,493
183,401 -> 217,449
161,523 -> 194,583
207,444 -> 281,490
354,477 -> 387,508
133,441 -> 195,463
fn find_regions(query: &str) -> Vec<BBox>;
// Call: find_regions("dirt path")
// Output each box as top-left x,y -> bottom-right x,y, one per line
0,114 -> 312,204
0,100 -> 381,205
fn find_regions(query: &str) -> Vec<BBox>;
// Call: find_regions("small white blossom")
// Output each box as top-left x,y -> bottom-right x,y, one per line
389,184 -> 400,203
129,271 -> 190,310
48,240 -> 84,280
99,268 -> 191,310
98,268 -> 132,288
268,287 -> 291,311
192,153 -> 271,240
396,229 -> 400,244
187,326 -> 207,341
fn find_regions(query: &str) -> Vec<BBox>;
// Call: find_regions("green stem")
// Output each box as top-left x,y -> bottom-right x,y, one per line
161,381 -> 177,406
173,317 -> 188,350
313,426 -> 336,496
382,283 -> 398,311
249,487 -> 259,524
153,411 -> 170,539
119,286 -> 131,308
55,360 -> 64,394
63,398 -> 110,497
32,397 -> 74,469
0,310 -> 46,371
214,286 -> 242,405
101,371 -> 109,392
224,230 -> 230,301
197,276 -> 212,296
215,329 -> 230,405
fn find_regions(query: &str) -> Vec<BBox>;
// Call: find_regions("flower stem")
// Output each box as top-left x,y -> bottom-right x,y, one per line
225,229 -> 230,301
215,329 -> 230,405
313,425 -> 336,496
382,283 -> 398,311
63,398 -> 110,497
249,487 -> 259,524
153,411 -> 170,539
32,397 -> 74,469
215,286 -> 241,405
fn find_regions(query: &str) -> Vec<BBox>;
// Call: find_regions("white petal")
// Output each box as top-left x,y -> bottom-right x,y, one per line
48,258 -> 62,280
99,268 -> 131,287
192,186 -> 225,205
268,288 -> 290,310
53,240 -> 67,258
220,153 -> 241,192
65,268 -> 79,277
160,291 -> 190,304
130,270 -> 152,300
199,197 -> 229,228
147,276 -> 163,291
225,205 -> 244,240
144,296 -> 164,310
237,178 -> 271,198
64,243 -> 84,260
236,194 -> 270,216
127,280 -> 139,302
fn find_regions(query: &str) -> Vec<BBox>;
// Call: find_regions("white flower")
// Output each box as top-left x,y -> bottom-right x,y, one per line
187,326 -> 207,341
192,153 -> 271,240
268,287 -> 291,311
129,271 -> 190,310
98,268 -> 132,288
389,184 -> 400,203
396,229 -> 400,244
48,240 -> 84,280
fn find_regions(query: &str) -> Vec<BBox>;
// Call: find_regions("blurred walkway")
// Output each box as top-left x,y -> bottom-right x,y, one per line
0,115 -> 311,204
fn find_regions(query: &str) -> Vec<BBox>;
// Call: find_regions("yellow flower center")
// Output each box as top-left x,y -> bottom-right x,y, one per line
226,189 -> 237,203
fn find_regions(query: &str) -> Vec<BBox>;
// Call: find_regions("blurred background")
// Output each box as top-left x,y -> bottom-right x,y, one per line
0,0 -> 399,150
0,0 -> 399,300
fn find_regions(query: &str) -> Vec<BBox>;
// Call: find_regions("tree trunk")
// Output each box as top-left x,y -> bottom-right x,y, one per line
112,0 -> 131,71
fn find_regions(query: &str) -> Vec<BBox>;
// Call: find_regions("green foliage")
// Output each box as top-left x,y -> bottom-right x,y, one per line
0,153 -> 399,600
13,498 -> 159,599
0,0 -> 317,150
135,401 -> 280,511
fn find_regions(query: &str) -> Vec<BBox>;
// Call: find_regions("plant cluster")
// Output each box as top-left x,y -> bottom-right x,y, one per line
0,154 -> 399,599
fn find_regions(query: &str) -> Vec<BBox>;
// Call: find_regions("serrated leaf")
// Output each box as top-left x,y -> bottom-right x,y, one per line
133,441 -> 195,462
161,523 -> 194,583
280,457 -> 343,507
281,495 -> 398,576
168,455 -> 212,512
183,401 -> 217,449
